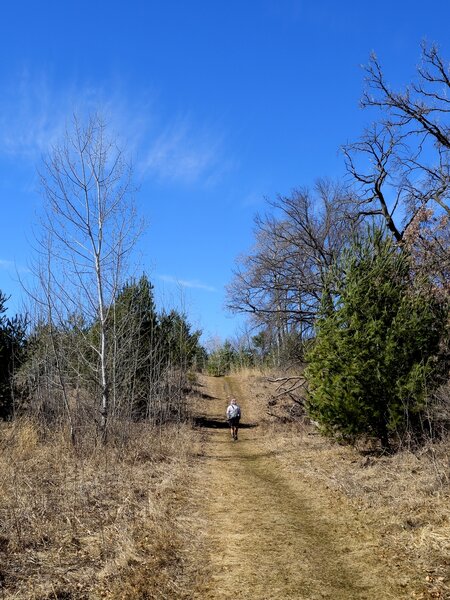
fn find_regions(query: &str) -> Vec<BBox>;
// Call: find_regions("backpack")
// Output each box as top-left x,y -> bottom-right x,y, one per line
229,404 -> 240,419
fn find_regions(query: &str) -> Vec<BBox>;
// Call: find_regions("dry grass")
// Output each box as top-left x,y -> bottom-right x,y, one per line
228,364 -> 280,378
5,372 -> 450,599
242,372 -> 450,599
0,418 -> 203,599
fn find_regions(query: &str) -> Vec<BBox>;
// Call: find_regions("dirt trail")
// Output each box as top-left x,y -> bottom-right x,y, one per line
193,375 -> 419,600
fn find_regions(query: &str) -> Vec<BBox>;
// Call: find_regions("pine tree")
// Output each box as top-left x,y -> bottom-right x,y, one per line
207,341 -> 237,376
111,276 -> 205,420
111,275 -> 160,418
0,292 -> 27,419
306,228 -> 447,448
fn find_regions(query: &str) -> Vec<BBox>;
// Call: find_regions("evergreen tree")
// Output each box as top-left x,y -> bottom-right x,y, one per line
0,292 -> 27,419
111,275 -> 160,418
158,310 -> 203,369
111,276 -> 205,419
207,341 -> 237,376
0,292 -> 12,417
306,229 -> 447,447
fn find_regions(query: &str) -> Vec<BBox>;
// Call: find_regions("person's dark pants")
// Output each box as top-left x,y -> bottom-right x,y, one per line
228,417 -> 240,439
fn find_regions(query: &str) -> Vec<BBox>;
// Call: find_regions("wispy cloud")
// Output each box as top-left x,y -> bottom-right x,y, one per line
139,116 -> 225,185
0,259 -> 29,274
0,71 -> 230,186
0,71 -> 64,157
158,274 -> 217,292
0,75 -> 97,158
0,259 -> 14,270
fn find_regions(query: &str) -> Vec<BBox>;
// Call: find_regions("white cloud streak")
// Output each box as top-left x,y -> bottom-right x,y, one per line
0,72 -> 140,158
158,274 -> 217,292
0,259 -> 29,274
0,259 -> 14,270
0,72 -> 63,157
140,116 -> 224,184
0,71 -> 229,186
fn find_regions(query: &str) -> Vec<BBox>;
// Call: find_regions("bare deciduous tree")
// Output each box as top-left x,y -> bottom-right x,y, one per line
343,43 -> 450,244
227,180 -> 356,357
35,114 -> 142,441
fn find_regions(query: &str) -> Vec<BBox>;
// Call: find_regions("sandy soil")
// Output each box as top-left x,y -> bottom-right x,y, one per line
192,374 -> 424,600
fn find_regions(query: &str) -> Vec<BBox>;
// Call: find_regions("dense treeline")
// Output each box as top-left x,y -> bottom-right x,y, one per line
0,275 -> 204,436
226,42 -> 450,447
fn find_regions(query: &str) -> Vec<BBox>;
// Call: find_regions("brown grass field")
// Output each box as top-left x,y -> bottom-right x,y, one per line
0,419 -> 204,599
1,373 -> 450,598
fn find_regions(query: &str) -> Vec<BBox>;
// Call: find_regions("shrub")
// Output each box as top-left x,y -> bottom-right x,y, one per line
306,228 -> 448,448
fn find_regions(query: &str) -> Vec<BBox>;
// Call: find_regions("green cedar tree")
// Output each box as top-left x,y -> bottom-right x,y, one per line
306,228 -> 447,448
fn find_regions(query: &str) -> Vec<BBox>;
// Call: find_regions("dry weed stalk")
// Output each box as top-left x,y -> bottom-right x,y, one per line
0,418 -> 202,599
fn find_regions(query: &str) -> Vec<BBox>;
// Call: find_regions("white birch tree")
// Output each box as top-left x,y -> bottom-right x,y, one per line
37,114 -> 142,441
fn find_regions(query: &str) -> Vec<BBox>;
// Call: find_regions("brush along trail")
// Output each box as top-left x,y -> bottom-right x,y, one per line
193,375 -> 422,600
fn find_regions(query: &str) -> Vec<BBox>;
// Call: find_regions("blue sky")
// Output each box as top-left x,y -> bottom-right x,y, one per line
1,0 -> 449,343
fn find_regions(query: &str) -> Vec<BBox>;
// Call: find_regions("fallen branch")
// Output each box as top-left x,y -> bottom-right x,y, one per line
267,376 -> 304,383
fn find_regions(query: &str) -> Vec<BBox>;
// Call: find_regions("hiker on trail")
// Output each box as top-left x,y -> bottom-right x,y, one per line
226,398 -> 241,441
